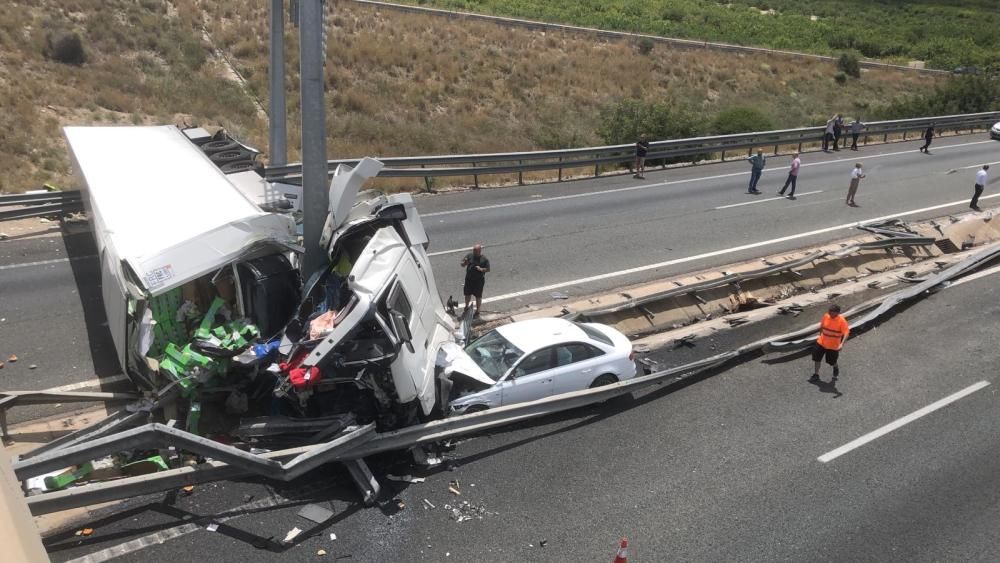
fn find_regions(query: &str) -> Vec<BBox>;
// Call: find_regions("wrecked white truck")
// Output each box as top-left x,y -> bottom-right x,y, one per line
64,125 -> 486,442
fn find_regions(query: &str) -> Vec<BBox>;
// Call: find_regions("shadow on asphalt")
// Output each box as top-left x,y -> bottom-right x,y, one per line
62,229 -> 121,379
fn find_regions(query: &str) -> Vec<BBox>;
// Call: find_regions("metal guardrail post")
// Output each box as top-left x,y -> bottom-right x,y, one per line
594,162 -> 599,177
421,164 -> 432,193
721,150 -> 726,161
518,160 -> 523,185
557,157 -> 562,182
473,162 -> 479,189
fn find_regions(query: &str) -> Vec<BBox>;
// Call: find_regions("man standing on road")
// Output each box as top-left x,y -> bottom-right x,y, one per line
832,114 -> 843,151
746,149 -> 766,194
777,152 -> 801,198
919,124 -> 935,153
634,135 -> 650,179
971,164 -> 989,211
810,304 -> 850,382
461,243 -> 490,317
850,118 -> 863,150
846,163 -> 866,207
823,117 -> 835,152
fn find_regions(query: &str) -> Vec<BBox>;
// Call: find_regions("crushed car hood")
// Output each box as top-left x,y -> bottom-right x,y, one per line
439,341 -> 495,386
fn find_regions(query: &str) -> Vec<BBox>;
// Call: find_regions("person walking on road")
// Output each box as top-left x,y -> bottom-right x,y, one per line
971,164 -> 990,211
777,152 -> 801,198
846,162 -> 866,207
461,243 -> 491,317
746,149 -> 766,194
850,118 -> 863,150
823,117 -> 835,152
634,135 -> 650,179
810,304 -> 850,382
919,125 -> 935,153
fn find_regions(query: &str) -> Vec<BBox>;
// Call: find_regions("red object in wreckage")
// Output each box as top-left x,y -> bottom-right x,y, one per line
280,349 -> 322,390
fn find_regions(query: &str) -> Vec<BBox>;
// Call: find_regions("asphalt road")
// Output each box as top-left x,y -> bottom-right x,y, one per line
42,256 -> 1000,562
0,135 -> 996,416
421,134 -> 1000,310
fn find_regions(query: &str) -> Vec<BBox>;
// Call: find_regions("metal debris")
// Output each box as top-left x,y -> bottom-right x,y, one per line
386,474 -> 425,484
422,498 -> 436,509
444,500 -> 491,523
550,292 -> 569,300
298,503 -> 334,524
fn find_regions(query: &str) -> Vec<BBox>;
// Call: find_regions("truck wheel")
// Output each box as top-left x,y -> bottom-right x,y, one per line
220,160 -> 257,173
210,149 -> 252,164
589,374 -> 618,388
201,139 -> 239,154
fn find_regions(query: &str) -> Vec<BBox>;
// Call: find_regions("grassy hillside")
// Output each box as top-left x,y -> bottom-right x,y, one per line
3,0 -> 946,193
408,0 -> 1000,70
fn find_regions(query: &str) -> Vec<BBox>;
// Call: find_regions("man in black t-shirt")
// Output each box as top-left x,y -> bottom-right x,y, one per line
461,243 -> 491,317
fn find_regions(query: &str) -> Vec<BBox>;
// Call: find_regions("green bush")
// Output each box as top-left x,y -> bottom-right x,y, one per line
45,31 -> 85,66
834,72 -> 847,84
596,98 -> 705,164
837,53 -> 860,78
872,75 -> 1000,119
710,106 -> 774,135
637,37 -> 654,55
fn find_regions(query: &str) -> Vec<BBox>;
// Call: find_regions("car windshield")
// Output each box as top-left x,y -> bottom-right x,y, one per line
463,329 -> 524,381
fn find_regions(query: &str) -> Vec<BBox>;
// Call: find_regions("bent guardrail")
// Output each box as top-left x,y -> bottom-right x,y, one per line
265,112 -> 1000,188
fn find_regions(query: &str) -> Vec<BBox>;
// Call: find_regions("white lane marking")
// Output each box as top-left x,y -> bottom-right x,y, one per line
714,190 -> 823,210
35,374 -> 131,393
0,255 -> 97,271
817,381 -> 991,463
946,160 -> 1000,173
421,140 -> 994,218
428,247 -> 469,257
481,194 -> 1000,304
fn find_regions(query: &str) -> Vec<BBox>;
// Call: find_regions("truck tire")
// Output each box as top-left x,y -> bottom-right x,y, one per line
210,149 -> 252,164
220,159 -> 257,173
201,139 -> 239,155
589,374 -> 618,388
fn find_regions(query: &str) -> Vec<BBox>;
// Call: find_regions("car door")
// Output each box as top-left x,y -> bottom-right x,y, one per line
499,347 -> 556,406
550,343 -> 606,395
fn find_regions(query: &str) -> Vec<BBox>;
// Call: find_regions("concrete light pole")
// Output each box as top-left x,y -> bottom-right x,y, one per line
299,0 -> 329,280
268,0 -> 287,166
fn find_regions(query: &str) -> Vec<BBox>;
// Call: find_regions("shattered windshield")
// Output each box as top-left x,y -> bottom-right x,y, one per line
463,329 -> 524,381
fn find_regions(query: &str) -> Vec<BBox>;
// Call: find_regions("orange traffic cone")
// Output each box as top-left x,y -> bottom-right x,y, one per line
612,538 -> 628,563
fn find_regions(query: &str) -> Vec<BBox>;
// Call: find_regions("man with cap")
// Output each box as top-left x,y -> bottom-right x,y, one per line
461,243 -> 491,317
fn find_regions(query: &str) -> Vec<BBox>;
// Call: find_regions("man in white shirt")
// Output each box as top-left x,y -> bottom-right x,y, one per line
846,163 -> 865,207
971,164 -> 990,211
778,153 -> 801,198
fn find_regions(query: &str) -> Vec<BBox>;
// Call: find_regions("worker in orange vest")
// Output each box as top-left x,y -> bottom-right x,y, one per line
810,304 -> 849,381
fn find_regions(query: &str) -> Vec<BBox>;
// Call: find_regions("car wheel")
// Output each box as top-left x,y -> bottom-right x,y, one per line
464,404 -> 488,414
589,374 -> 618,388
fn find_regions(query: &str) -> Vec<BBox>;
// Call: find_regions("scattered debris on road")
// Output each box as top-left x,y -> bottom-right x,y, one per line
206,523 -> 219,532
317,549 -> 327,556
386,474 -> 426,484
7,354 -> 17,362
298,503 -> 335,524
283,527 -> 303,543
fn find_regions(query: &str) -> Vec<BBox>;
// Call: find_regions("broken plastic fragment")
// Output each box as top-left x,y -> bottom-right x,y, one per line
206,523 -> 219,532
387,474 -> 426,484
329,533 -> 337,541
7,354 -> 16,362
283,527 -> 302,543
317,549 -> 327,556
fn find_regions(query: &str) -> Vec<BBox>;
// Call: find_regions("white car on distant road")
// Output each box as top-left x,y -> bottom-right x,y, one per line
991,121 -> 1000,141
445,318 -> 636,414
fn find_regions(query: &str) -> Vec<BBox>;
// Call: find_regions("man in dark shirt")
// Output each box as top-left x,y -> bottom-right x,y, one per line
461,243 -> 491,317
920,125 -> 934,153
634,135 -> 650,179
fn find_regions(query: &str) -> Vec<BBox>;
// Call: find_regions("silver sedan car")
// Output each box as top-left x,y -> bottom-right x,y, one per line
446,318 -> 636,414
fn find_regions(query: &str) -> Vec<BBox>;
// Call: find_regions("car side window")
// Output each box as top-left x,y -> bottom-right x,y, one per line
554,343 -> 604,367
512,348 -> 554,378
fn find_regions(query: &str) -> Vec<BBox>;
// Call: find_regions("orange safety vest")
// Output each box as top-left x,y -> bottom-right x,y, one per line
816,313 -> 850,350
